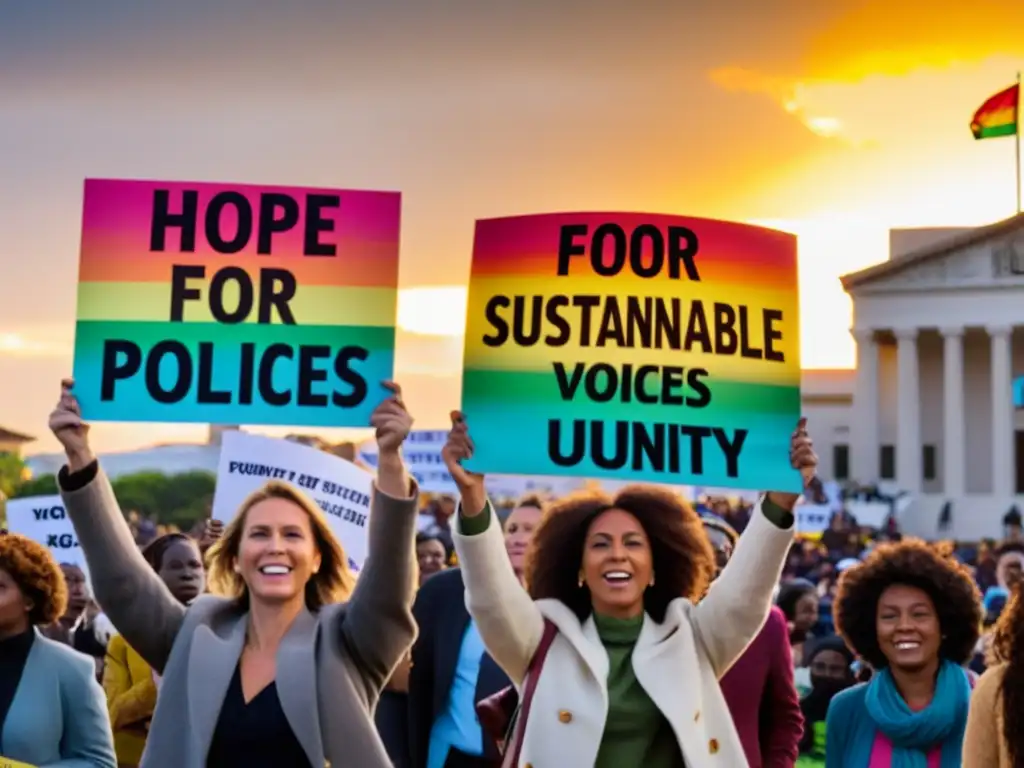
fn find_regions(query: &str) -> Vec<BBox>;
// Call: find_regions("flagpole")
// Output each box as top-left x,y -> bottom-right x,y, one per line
1016,71 -> 1021,214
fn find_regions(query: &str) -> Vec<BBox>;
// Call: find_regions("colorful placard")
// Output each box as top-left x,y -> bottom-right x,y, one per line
72,179 -> 400,427
460,212 -> 801,491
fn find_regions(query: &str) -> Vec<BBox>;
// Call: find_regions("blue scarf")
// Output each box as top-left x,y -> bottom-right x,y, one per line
863,660 -> 971,768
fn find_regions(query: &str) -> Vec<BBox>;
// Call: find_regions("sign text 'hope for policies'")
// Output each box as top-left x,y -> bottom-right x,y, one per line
460,212 -> 801,491
71,179 -> 400,427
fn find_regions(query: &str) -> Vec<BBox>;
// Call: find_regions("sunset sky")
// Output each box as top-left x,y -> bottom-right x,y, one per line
4,0 -> 1024,455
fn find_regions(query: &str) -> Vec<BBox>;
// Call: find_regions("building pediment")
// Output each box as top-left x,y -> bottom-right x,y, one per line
841,214 -> 1024,294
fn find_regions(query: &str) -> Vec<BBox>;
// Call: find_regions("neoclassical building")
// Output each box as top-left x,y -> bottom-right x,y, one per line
812,217 -> 1024,540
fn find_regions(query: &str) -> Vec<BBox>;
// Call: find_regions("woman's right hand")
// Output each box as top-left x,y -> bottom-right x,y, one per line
48,379 -> 95,472
441,410 -> 487,517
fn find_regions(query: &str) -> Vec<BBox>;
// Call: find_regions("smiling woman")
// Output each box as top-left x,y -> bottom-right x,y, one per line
826,540 -> 983,767
49,378 -> 421,768
443,412 -> 817,767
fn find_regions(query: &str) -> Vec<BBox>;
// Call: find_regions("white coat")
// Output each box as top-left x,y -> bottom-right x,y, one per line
453,497 -> 794,768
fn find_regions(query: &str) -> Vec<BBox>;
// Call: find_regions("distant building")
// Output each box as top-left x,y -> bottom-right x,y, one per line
0,427 -> 35,457
797,217 -> 1024,540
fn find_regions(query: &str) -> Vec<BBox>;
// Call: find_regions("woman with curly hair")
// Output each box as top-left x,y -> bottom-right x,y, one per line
962,584 -> 1024,767
0,532 -> 116,766
442,412 -> 816,767
826,539 -> 982,767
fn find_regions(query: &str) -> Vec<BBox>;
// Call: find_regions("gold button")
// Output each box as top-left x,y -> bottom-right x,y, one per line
558,709 -> 572,723
709,738 -> 719,754
693,710 -> 700,722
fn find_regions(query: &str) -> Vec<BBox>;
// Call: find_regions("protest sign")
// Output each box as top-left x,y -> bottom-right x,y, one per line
358,430 -> 454,492
795,480 -> 843,534
460,213 -> 801,491
6,495 -> 90,579
357,431 -> 588,499
72,179 -> 401,427
212,431 -> 374,569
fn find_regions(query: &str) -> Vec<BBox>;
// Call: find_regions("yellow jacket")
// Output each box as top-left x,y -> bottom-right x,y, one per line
102,634 -> 157,767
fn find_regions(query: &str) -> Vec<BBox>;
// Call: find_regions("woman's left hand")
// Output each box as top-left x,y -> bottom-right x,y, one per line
371,381 -> 413,455
767,417 -> 818,510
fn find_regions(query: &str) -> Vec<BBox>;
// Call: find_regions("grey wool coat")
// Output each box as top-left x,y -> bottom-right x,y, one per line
59,462 -> 419,768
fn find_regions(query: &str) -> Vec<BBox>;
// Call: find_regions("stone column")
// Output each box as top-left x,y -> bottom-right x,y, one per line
852,328 -> 879,483
896,328 -> 921,492
989,325 -> 1014,496
941,327 -> 966,497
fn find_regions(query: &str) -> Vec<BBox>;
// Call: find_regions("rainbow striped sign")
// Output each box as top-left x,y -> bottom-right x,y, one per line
460,212 -> 801,491
72,179 -> 400,427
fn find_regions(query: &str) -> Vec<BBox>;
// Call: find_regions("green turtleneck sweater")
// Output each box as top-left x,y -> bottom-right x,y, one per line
591,612 -> 684,768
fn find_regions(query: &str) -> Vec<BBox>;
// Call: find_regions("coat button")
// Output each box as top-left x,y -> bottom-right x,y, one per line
558,709 -> 573,723
709,738 -> 719,754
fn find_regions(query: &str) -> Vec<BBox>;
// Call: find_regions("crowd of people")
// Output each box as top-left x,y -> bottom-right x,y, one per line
1,382 -> 1024,767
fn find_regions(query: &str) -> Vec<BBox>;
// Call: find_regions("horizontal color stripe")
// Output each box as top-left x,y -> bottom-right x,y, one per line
471,213 -> 796,275
464,276 -> 799,308
462,345 -> 801,386
79,233 -> 399,287
973,122 -> 1017,139
975,106 -> 1017,127
973,85 -> 1018,116
460,373 -> 800,490
72,321 -> 395,427
462,307 -> 800,386
77,281 -> 398,327
79,179 -> 400,287
468,251 -> 796,286
83,178 -> 401,242
462,368 -> 801,414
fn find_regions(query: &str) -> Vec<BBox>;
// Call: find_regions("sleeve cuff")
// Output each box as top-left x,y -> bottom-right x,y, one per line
58,460 -> 99,493
458,501 -> 492,536
761,495 -> 795,530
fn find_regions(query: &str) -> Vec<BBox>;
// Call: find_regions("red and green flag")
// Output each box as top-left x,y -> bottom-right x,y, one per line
971,84 -> 1019,140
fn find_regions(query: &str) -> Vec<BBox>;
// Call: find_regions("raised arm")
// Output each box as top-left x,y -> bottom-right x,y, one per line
443,412 -> 544,685
51,380 -> 185,672
690,419 -> 814,677
337,382 -> 418,694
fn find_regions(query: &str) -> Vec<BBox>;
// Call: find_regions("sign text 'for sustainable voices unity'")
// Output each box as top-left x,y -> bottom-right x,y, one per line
459,213 -> 801,491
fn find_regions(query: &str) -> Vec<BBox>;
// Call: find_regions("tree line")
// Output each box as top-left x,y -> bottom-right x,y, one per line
0,452 -> 215,530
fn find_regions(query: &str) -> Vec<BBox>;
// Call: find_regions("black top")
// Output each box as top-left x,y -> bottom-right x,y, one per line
408,568 -> 510,768
0,628 -> 35,752
206,665 -> 312,768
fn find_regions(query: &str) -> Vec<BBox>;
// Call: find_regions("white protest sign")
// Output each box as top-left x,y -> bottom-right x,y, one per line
359,432 -> 586,499
213,432 -> 374,570
6,494 -> 91,579
795,480 -> 844,534
359,430 -> 454,493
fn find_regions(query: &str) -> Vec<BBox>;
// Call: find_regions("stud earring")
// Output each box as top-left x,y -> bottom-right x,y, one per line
578,571 -> 585,588
649,574 -> 655,587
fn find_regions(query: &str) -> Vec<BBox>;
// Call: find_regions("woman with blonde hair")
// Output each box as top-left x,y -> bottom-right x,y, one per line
49,378 -> 420,768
